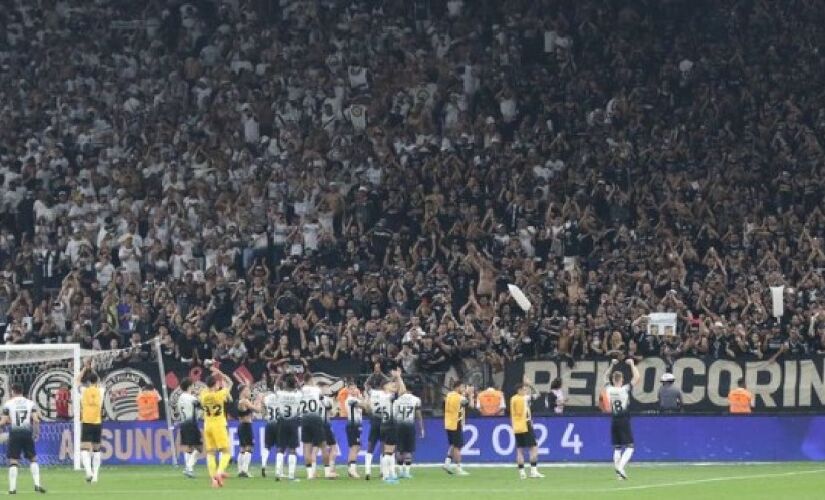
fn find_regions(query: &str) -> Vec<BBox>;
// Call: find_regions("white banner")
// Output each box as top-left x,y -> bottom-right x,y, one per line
770,286 -> 785,319
648,312 -> 677,336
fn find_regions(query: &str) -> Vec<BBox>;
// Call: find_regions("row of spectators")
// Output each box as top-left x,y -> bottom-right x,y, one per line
2,0 -> 825,380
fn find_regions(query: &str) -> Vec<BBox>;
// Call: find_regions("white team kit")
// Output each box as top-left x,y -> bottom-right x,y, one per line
606,382 -> 635,480
392,393 -> 421,454
2,395 -> 45,494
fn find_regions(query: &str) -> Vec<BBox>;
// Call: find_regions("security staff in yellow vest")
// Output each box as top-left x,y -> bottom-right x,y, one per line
75,359 -> 104,484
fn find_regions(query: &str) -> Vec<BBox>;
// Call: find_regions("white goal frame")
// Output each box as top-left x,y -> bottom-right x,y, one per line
0,342 -> 178,470
0,344 -> 82,470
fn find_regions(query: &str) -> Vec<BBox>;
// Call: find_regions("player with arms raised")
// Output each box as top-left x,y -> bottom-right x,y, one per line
1,384 -> 46,494
443,381 -> 472,476
343,381 -> 365,478
392,388 -> 423,479
300,374 -> 326,479
509,376 -> 544,479
76,359 -> 103,484
368,370 -> 406,484
276,375 -> 303,481
177,378 -> 202,478
200,365 -> 234,488
602,358 -> 641,480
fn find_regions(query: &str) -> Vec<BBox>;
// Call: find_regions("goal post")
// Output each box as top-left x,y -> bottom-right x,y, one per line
0,343 -> 157,470
0,344 -> 83,470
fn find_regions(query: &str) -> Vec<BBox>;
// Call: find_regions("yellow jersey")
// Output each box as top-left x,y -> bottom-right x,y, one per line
444,391 -> 467,431
509,394 -> 533,434
200,388 -> 230,428
80,385 -> 103,424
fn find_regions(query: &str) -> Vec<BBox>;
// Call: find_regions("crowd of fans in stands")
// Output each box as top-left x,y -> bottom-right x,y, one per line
2,0 -> 825,381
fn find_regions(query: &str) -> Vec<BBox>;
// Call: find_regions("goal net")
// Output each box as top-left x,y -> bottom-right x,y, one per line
0,345 -> 122,469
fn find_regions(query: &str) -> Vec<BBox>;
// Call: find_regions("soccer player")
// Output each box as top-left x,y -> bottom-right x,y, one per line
392,389 -> 423,479
176,378 -> 202,479
343,382 -> 365,478
321,392 -> 339,479
76,359 -> 103,483
369,370 -> 406,484
443,380 -> 472,476
510,377 -> 544,479
300,374 -> 326,479
236,384 -> 262,478
261,381 -> 281,478
275,376 -> 303,481
363,377 -> 384,481
603,358 -> 641,480
200,366 -> 234,488
1,383 -> 46,494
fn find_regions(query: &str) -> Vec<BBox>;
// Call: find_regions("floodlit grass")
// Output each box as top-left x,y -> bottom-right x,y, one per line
6,463 -> 825,500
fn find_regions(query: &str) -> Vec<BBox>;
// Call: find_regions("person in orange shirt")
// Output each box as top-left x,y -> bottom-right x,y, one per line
728,379 -> 754,414
475,386 -> 505,416
136,384 -> 161,421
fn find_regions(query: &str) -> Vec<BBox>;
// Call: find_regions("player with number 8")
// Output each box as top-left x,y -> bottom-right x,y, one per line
602,358 -> 640,480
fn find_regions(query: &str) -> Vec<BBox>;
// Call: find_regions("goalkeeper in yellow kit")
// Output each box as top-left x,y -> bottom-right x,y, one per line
199,365 -> 234,488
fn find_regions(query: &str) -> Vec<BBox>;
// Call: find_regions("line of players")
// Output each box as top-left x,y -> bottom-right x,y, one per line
176,366 -> 423,486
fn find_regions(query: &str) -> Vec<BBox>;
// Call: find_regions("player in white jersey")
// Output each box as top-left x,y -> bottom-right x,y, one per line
392,391 -> 423,479
300,374 -> 326,479
176,378 -> 202,478
275,376 -> 303,481
366,370 -> 406,484
602,358 -> 640,480
320,393 -> 339,479
343,381 -> 365,478
261,383 -> 280,478
1,384 -> 46,494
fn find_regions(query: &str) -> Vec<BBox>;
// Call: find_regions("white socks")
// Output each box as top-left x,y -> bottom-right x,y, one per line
380,454 -> 396,480
275,452 -> 284,476
613,449 -> 622,469
185,450 -> 199,472
287,454 -> 297,479
81,450 -> 93,478
92,451 -> 101,481
8,465 -> 18,492
261,449 -> 270,469
364,453 -> 372,477
30,463 -> 40,487
307,462 -> 316,479
444,457 -> 452,467
619,448 -> 634,471
238,452 -> 252,473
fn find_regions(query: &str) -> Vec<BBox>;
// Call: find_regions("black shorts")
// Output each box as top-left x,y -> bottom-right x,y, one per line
396,423 -> 416,454
324,422 -> 336,446
611,417 -> 634,448
446,425 -> 464,448
367,418 -> 382,451
515,423 -> 537,448
379,421 -> 397,447
346,423 -> 362,448
81,423 -> 102,444
238,422 -> 254,447
301,415 -> 326,446
180,421 -> 202,447
264,421 -> 280,449
279,419 -> 300,450
6,430 -> 35,460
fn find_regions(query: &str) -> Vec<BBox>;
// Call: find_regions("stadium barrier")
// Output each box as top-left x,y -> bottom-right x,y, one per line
18,415 -> 825,465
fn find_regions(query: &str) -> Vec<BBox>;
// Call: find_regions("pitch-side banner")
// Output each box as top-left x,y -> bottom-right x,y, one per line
7,416 -> 825,465
503,356 -> 825,413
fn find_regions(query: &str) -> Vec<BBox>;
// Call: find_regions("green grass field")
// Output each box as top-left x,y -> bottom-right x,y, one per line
6,463 -> 825,500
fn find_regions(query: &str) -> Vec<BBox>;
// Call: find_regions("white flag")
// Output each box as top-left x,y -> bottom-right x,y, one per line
770,286 -> 785,319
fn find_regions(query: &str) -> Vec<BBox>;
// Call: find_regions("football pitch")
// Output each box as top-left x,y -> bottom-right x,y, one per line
7,463 -> 825,500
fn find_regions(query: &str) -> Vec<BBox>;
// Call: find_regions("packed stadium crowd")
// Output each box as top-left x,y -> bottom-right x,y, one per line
2,0 -> 825,383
